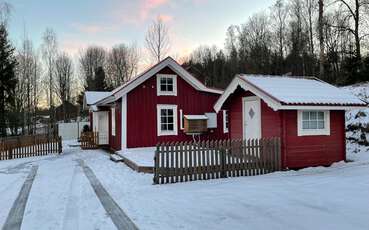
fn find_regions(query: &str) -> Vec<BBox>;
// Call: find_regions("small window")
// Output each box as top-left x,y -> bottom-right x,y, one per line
111,107 -> 116,136
157,74 -> 177,96
157,105 -> 178,136
298,110 -> 330,136
223,110 -> 229,133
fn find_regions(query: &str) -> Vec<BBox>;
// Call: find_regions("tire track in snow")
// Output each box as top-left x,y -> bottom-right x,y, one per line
2,165 -> 38,230
77,159 -> 139,230
61,164 -> 81,230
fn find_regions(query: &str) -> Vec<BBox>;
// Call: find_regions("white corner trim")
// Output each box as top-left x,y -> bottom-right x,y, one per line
156,74 -> 177,96
121,95 -> 127,149
179,109 -> 184,130
157,104 -> 178,136
223,110 -> 229,133
111,107 -> 116,136
297,110 -> 330,136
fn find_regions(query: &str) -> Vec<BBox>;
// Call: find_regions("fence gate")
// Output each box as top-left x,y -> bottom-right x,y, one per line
153,137 -> 281,184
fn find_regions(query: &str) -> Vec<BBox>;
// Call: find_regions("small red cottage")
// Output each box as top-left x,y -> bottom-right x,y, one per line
84,57 -> 227,150
214,75 -> 367,169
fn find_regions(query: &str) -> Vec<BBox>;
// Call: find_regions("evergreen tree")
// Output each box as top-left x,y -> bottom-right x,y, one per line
0,24 -> 17,137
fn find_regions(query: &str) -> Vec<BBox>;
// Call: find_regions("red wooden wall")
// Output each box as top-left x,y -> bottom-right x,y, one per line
224,87 -> 346,169
109,99 -> 122,151
126,67 -> 227,148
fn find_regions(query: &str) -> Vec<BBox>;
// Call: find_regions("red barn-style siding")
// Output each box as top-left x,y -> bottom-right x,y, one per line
126,67 -> 226,148
282,110 -> 345,169
224,87 -> 346,169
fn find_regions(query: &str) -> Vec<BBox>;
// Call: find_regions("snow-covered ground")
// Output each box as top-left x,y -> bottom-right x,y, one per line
117,147 -> 155,167
1,140 -> 368,230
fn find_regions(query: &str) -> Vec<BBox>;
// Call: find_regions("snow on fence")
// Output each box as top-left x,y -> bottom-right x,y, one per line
153,137 -> 281,184
80,132 -> 99,149
0,134 -> 62,160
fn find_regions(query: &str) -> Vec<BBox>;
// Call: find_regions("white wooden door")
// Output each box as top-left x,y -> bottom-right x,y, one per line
98,111 -> 109,145
243,96 -> 261,140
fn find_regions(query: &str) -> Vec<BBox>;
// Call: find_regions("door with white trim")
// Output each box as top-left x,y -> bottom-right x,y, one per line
98,111 -> 109,145
243,97 -> 261,140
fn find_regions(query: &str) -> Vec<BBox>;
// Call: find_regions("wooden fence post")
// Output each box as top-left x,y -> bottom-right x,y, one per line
153,144 -> 160,184
220,140 -> 227,178
8,146 -> 13,160
58,137 -> 63,154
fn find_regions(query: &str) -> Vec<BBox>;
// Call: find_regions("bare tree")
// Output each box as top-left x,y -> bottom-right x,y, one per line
79,46 -> 106,91
271,0 -> 289,58
303,0 -> 317,56
41,28 -> 58,123
0,2 -> 11,26
105,43 -> 139,88
318,0 -> 325,78
55,53 -> 73,122
334,0 -> 369,59
145,16 -> 170,63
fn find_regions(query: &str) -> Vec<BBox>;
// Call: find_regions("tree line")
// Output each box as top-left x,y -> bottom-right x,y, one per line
185,0 -> 369,89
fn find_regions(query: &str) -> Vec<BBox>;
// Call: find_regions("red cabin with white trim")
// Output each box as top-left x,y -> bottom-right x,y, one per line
84,57 -> 228,150
214,75 -> 367,169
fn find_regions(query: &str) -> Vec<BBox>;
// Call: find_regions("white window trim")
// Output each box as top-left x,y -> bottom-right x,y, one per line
111,107 -> 116,136
179,109 -> 184,130
297,110 -> 330,136
223,110 -> 229,133
157,74 -> 177,96
157,104 -> 178,136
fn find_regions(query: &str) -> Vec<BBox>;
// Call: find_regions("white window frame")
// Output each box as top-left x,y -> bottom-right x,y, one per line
111,107 -> 116,136
297,110 -> 330,136
223,110 -> 229,133
157,74 -> 177,96
157,104 -> 178,136
179,109 -> 184,130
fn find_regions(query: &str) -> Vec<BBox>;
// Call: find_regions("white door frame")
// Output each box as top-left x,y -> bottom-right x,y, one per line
97,111 -> 109,145
121,94 -> 127,150
242,96 -> 261,140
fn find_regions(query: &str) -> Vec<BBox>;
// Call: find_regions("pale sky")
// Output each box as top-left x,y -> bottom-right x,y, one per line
8,0 -> 273,60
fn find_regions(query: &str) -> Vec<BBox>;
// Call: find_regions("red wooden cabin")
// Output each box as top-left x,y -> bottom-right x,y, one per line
214,75 -> 367,169
84,57 -> 228,151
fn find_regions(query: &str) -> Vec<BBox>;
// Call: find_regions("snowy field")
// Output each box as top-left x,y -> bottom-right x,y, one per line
0,141 -> 368,230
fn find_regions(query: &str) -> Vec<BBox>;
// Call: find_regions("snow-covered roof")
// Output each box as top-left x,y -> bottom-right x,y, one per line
242,75 -> 366,105
84,91 -> 111,109
184,115 -> 208,120
214,75 -> 367,112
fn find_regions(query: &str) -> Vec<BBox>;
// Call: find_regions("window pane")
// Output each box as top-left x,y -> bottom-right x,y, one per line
318,112 -> 324,120
161,109 -> 167,116
302,121 -> 309,129
310,111 -> 317,120
161,116 -> 167,124
167,116 -> 173,124
161,124 -> 167,131
160,84 -> 167,91
318,121 -> 325,129
160,78 -> 167,84
167,84 -> 173,92
167,78 -> 173,85
167,124 -> 174,131
309,121 -> 317,129
302,112 -> 309,120
167,109 -> 173,116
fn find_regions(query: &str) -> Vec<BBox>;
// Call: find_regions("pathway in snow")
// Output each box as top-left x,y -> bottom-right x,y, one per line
78,159 -> 139,230
2,165 -> 38,230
